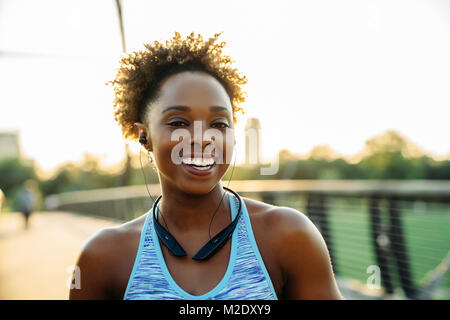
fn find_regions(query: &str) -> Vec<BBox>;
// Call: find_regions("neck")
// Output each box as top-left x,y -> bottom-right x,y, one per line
157,181 -> 231,234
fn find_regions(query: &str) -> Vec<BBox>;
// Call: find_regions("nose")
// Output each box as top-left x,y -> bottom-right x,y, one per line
187,120 -> 215,157
189,120 -> 210,144
190,139 -> 212,156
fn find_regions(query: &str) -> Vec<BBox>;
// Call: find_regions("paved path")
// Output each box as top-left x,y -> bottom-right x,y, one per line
0,211 -> 120,300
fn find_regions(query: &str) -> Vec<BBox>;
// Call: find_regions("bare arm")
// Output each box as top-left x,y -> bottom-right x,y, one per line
274,208 -> 344,300
69,228 -> 118,300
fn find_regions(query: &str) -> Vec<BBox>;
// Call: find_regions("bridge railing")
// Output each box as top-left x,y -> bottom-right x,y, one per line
45,179 -> 450,299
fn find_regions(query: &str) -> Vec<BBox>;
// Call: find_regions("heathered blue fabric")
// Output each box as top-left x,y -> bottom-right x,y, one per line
124,193 -> 278,300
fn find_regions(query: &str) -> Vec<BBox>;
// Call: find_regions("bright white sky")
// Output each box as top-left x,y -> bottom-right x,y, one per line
0,0 -> 449,175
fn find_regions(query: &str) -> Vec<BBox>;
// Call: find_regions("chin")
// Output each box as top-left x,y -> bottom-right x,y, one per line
177,178 -> 220,196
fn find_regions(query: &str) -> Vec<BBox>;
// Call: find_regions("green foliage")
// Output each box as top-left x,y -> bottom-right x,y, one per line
0,157 -> 37,197
39,159 -> 121,196
225,152 -> 449,181
357,151 -> 414,179
0,157 -> 39,210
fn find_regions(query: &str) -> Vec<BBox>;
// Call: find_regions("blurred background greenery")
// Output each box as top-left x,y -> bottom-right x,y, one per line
1,129 -> 448,212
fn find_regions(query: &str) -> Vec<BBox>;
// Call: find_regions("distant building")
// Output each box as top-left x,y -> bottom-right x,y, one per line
244,118 -> 261,165
0,130 -> 21,160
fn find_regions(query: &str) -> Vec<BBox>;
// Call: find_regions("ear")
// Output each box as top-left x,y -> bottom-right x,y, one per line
134,122 -> 153,152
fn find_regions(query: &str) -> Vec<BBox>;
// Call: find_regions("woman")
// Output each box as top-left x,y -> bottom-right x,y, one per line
69,32 -> 343,300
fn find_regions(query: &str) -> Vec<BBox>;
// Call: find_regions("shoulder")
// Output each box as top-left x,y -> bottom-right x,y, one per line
69,214 -> 147,299
246,197 -> 329,262
80,214 -> 146,261
243,197 -> 343,298
242,197 -> 315,242
242,196 -> 325,271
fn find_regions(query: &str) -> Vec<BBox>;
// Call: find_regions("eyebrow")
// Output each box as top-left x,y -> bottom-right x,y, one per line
162,105 -> 231,115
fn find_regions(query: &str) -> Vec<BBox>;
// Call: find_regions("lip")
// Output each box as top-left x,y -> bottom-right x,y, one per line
182,162 -> 216,176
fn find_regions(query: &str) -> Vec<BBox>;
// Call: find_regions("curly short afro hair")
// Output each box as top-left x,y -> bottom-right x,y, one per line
108,32 -> 248,143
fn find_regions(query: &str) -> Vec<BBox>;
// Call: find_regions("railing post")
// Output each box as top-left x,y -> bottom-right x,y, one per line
307,193 -> 338,275
369,195 -> 394,295
388,196 -> 417,299
261,192 -> 276,206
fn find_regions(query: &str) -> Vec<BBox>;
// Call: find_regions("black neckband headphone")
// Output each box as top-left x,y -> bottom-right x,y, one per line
138,135 -> 242,261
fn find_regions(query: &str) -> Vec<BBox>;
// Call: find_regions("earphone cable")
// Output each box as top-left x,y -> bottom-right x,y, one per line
139,143 -> 237,238
208,143 -> 238,240
139,146 -> 170,232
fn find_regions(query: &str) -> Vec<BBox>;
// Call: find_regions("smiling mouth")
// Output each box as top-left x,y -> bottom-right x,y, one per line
181,157 -> 215,170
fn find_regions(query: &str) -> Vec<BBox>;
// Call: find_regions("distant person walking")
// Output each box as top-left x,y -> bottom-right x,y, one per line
17,180 -> 39,229
0,189 -> 4,212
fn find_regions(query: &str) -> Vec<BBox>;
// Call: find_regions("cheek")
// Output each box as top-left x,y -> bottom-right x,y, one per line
151,135 -> 180,168
217,163 -> 231,178
219,133 -> 235,164
151,126 -> 190,163
203,131 -> 235,162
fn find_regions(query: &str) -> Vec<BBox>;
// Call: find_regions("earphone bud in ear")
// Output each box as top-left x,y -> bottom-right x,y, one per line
139,136 -> 148,145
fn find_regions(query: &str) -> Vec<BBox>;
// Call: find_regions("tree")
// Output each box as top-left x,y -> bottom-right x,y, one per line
0,157 -> 37,197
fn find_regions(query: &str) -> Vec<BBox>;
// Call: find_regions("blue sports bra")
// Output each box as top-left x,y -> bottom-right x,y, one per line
124,193 -> 278,300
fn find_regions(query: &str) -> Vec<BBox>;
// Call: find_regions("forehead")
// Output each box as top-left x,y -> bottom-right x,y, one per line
153,71 -> 232,113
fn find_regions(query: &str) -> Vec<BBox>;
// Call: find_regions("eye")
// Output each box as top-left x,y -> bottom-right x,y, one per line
212,122 -> 230,129
167,120 -> 189,127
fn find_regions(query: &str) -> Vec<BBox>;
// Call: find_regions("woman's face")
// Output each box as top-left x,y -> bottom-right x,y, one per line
144,71 -> 235,195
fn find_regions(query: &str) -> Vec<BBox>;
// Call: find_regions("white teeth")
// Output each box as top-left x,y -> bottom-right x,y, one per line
182,158 -> 214,166
192,165 -> 212,171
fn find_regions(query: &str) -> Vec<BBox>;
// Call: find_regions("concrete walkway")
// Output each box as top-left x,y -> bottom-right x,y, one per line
0,211 -> 119,300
